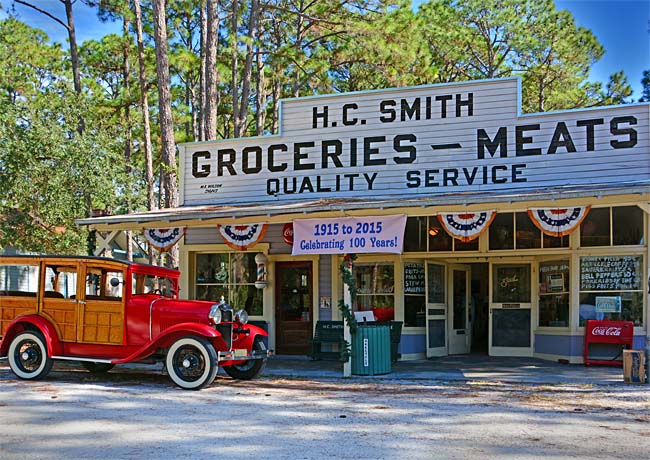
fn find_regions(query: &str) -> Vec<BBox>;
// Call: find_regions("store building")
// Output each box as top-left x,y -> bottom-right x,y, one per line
79,77 -> 650,363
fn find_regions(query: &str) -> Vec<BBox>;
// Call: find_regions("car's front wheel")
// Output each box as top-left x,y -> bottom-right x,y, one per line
8,331 -> 53,380
223,336 -> 268,380
166,336 -> 218,390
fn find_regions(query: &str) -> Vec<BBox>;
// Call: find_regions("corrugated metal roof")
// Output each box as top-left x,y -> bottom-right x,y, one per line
76,181 -> 650,230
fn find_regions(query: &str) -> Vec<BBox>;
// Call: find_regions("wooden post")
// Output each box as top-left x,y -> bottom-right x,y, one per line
343,256 -> 352,378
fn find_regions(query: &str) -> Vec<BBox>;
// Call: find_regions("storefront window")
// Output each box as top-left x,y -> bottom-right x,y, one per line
404,262 -> 425,327
491,212 -> 567,250
580,208 -> 610,247
354,262 -> 394,321
195,253 -> 262,315
613,206 -> 644,246
404,217 -> 427,252
538,260 -> 569,327
579,255 -> 644,326
493,264 -> 531,303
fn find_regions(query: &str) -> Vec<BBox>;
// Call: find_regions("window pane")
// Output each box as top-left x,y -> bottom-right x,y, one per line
404,217 -> 427,252
579,292 -> 644,326
230,284 -> 263,315
454,238 -> 478,251
0,264 -> 39,294
493,264 -> 531,303
613,206 -> 644,245
196,253 -> 229,283
516,212 -> 541,249
427,263 -> 445,303
196,284 -> 228,302
231,252 -> 257,284
45,265 -> 77,298
489,213 -> 514,250
580,256 -> 642,291
580,208 -> 610,247
428,217 -> 452,251
538,260 -> 570,327
404,262 -> 425,327
354,263 -> 394,321
543,233 -> 569,248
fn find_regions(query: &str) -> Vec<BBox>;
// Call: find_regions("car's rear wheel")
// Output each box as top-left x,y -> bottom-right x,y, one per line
8,331 -> 53,380
223,336 -> 268,380
166,336 -> 218,390
81,362 -> 115,373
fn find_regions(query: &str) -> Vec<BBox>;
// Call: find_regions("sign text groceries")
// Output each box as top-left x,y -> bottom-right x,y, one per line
292,215 -> 407,255
191,93 -> 639,197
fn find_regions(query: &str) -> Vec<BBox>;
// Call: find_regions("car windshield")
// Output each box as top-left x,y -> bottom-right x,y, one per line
132,274 -> 177,298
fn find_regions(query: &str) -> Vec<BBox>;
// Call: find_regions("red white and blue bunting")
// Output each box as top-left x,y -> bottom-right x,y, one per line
218,224 -> 268,251
144,227 -> 186,252
528,207 -> 590,237
437,211 -> 496,242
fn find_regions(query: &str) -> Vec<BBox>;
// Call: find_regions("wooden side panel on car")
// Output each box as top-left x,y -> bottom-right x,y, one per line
79,298 -> 124,344
0,293 -> 38,336
41,298 -> 77,342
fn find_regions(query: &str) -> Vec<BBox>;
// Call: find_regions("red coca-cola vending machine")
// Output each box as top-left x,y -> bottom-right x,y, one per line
583,320 -> 634,366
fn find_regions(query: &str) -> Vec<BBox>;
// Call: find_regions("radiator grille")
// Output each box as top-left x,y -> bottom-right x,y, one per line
221,309 -> 233,323
215,323 -> 232,349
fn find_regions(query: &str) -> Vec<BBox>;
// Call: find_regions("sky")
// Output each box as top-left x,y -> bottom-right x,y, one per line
2,0 -> 649,101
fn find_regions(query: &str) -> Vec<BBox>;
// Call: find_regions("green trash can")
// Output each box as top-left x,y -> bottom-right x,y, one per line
351,323 -> 391,375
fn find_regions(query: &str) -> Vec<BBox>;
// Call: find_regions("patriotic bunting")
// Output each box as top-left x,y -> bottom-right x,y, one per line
218,224 -> 268,251
528,207 -> 590,237
437,211 -> 496,242
144,227 -> 186,252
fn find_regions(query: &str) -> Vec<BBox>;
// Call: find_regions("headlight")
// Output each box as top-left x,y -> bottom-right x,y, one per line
209,304 -> 222,324
235,309 -> 249,324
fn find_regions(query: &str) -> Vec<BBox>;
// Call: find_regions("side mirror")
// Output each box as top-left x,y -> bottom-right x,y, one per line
109,277 -> 121,287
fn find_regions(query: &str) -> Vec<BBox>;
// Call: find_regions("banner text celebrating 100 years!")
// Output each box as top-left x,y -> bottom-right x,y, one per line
292,215 -> 407,255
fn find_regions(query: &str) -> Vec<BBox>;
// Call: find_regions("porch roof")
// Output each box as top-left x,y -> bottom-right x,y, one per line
76,181 -> 650,231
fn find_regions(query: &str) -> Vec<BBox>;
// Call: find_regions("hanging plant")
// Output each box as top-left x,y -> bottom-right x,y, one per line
338,253 -> 358,361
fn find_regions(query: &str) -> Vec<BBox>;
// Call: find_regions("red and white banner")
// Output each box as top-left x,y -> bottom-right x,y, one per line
437,211 -> 496,242
144,227 -> 186,252
527,207 -> 590,237
292,215 -> 407,255
218,224 -> 267,251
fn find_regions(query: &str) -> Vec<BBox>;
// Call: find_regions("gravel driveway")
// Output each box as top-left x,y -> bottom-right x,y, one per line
1,362 -> 649,460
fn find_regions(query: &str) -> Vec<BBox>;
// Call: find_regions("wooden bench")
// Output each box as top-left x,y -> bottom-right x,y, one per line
310,321 -> 346,361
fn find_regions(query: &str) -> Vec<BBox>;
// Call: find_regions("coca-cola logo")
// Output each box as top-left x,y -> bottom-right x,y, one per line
592,327 -> 622,336
282,223 -> 294,245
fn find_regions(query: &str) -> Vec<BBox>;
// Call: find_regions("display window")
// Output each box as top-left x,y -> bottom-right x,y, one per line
579,255 -> 644,326
194,253 -> 263,315
353,262 -> 395,321
489,212 -> 568,250
580,206 -> 645,247
404,261 -> 425,327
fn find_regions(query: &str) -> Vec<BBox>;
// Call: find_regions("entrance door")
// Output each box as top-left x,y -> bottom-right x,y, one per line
448,265 -> 471,355
489,262 -> 533,357
275,261 -> 313,355
425,262 -> 447,357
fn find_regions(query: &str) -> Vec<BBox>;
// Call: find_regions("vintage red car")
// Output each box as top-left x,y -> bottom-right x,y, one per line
0,255 -> 270,390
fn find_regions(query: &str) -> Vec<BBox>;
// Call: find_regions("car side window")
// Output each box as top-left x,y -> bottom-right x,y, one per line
44,265 -> 77,299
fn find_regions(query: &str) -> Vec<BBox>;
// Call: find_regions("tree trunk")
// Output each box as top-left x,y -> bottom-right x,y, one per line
255,37 -> 266,136
152,0 -> 179,267
123,16 -> 133,262
199,1 -> 207,141
63,0 -> 81,95
234,0 -> 260,137
204,0 -> 219,140
231,0 -> 239,137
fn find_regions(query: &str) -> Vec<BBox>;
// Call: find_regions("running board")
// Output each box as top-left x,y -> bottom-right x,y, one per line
52,356 -> 113,364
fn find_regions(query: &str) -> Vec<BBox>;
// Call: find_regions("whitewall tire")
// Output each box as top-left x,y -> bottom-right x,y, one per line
166,336 -> 218,390
8,331 -> 53,380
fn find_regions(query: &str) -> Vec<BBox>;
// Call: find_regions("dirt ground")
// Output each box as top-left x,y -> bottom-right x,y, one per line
1,363 -> 649,460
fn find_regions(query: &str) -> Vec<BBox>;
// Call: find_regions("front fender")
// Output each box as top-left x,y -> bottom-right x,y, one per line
112,323 -> 226,364
0,315 -> 62,357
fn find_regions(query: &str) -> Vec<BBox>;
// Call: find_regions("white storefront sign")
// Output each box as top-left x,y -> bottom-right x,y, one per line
179,77 -> 649,207
292,215 -> 407,255
595,296 -> 622,313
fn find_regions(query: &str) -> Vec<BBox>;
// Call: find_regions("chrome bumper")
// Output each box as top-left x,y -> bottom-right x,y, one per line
218,349 -> 273,362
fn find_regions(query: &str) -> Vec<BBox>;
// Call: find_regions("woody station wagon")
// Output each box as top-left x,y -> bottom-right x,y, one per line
0,256 -> 270,389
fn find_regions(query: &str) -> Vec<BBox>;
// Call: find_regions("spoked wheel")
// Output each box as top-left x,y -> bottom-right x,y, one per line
166,336 -> 218,390
8,331 -> 53,380
81,362 -> 115,373
223,336 -> 268,380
